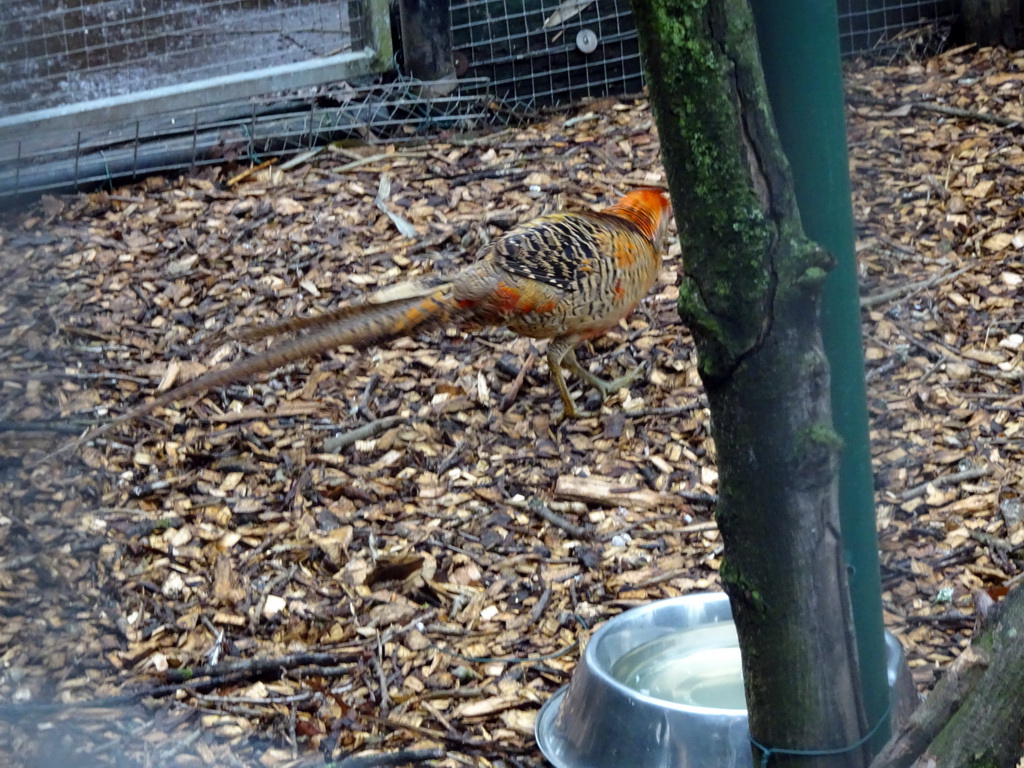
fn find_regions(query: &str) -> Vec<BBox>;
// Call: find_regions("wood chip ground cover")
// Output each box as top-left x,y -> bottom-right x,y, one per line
0,44 -> 1022,767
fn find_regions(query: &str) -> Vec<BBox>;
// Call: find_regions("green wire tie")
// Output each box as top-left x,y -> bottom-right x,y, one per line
750,696 -> 893,767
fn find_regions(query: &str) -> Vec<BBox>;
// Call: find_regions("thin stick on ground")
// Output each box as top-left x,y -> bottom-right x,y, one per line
527,497 -> 591,540
898,466 -> 992,502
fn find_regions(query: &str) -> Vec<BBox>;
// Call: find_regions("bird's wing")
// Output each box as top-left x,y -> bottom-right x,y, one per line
492,214 -> 607,292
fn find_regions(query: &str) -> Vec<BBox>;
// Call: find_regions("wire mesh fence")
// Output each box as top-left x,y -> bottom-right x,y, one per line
448,0 -> 958,114
0,0 -> 962,200
0,0 -> 366,118
450,0 -> 643,112
838,0 -> 956,57
1,77 -> 496,197
0,0 -> 392,199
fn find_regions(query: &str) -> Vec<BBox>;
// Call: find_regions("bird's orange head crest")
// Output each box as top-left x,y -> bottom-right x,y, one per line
605,188 -> 672,249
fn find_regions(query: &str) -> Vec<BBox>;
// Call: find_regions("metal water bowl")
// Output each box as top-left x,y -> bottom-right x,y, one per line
535,593 -> 907,768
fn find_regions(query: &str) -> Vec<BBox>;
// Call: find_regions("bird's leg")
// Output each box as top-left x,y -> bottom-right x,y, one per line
546,337 -> 580,423
547,340 -> 646,422
564,348 -> 645,402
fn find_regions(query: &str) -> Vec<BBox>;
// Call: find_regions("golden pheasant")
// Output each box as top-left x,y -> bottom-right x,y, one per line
66,188 -> 671,448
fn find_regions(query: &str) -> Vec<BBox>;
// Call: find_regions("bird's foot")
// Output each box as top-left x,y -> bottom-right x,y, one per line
584,361 -> 647,402
552,404 -> 598,426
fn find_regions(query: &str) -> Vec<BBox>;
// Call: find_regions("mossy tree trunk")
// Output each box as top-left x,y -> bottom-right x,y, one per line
629,1 -> 870,766
870,583 -> 1024,768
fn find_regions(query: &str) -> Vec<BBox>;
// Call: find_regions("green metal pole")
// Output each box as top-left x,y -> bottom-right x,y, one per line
747,0 -> 891,753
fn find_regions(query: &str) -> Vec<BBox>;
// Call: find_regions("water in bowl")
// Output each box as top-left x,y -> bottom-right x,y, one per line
610,621 -> 746,710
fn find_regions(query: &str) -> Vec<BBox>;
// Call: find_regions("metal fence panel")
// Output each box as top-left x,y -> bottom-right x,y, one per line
1,76 -> 494,197
838,0 -> 955,55
0,0 -> 375,117
450,0 -> 643,110
449,0 -> 957,113
0,0 -> 392,197
0,0 -> 960,200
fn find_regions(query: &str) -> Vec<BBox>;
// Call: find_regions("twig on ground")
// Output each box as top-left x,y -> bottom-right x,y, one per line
227,159 -> 276,186
372,653 -> 392,714
333,748 -> 446,768
500,351 -> 535,411
358,372 -> 381,420
507,496 -> 587,514
162,651 -> 363,684
527,497 -> 591,540
904,611 -> 974,626
909,101 -> 1020,127
528,584 -> 553,626
0,651 -> 364,719
612,520 -> 719,540
436,440 -> 469,474
861,265 -> 972,308
622,404 -> 700,419
554,474 -> 690,509
194,691 -> 317,706
322,415 -> 408,453
676,490 -> 718,504
849,92 -> 1021,128
897,466 -> 992,502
